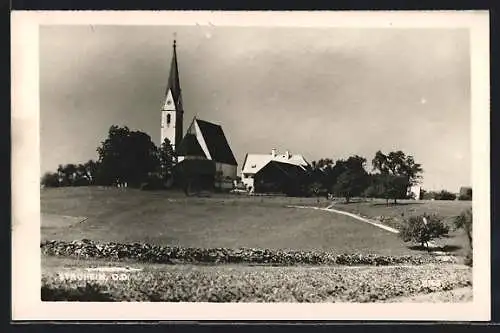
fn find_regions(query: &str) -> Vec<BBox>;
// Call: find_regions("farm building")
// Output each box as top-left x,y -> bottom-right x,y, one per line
253,160 -> 310,196
241,148 -> 309,193
160,40 -> 238,191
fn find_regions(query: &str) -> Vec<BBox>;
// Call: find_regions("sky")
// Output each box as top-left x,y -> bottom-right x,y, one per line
40,25 -> 471,191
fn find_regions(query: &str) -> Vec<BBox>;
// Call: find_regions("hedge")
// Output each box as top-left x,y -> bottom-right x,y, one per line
41,239 -> 458,266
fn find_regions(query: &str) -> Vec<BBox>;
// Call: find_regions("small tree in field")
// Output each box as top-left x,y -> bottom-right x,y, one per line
399,214 -> 449,250
41,172 -> 60,187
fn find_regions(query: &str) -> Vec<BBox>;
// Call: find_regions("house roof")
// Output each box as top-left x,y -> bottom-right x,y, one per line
176,133 -> 206,158
255,160 -> 308,180
242,151 -> 309,175
195,119 -> 238,166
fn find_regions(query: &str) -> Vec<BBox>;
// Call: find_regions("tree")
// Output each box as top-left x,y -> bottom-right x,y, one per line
83,160 -> 99,184
158,138 -> 176,185
399,214 -> 450,250
308,181 -> 323,197
41,172 -> 60,187
309,158 -> 335,191
330,155 -> 368,203
371,150 -> 423,204
96,125 -> 160,187
433,190 -> 457,201
55,163 -> 78,186
458,187 -> 472,201
363,173 -> 407,204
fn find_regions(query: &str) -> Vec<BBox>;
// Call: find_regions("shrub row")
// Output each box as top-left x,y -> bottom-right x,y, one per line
41,264 -> 472,302
41,239 -> 458,266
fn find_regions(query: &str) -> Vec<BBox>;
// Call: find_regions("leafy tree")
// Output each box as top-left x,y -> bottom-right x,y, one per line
96,125 -> 160,187
399,214 -> 449,250
371,150 -> 423,204
330,155 -> 368,203
307,181 -> 323,197
309,158 -> 335,191
363,173 -> 406,204
41,172 -> 60,187
433,190 -> 457,201
158,138 -> 176,184
83,160 -> 99,184
458,187 -> 472,201
55,163 -> 80,186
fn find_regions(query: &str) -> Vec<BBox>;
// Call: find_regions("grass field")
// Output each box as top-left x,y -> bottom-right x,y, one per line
329,198 -> 472,256
329,198 -> 471,224
40,187 -> 473,302
41,256 -> 472,302
41,187 -> 471,256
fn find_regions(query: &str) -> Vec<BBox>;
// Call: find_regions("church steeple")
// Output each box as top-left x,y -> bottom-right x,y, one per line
161,38 -> 184,152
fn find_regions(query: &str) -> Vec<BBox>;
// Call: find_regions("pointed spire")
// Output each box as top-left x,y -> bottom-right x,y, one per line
166,37 -> 182,111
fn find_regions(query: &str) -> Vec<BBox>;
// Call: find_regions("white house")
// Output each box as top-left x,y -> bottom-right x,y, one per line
241,148 -> 309,192
407,185 -> 421,200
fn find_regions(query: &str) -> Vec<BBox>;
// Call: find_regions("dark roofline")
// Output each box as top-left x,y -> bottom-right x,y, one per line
241,153 -> 249,171
195,118 -> 238,166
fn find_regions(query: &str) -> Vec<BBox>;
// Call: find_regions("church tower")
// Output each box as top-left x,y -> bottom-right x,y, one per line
161,39 -> 184,152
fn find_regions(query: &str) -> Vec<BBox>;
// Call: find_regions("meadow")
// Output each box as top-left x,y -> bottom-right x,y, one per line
40,187 -> 473,302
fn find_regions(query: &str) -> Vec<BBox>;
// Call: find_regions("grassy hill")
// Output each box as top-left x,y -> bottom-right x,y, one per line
41,187 -> 470,256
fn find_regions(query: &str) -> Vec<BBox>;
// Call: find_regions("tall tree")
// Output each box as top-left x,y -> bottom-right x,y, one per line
158,138 -> 176,184
371,150 -> 423,204
83,160 -> 99,184
96,125 -> 160,187
40,172 -> 60,187
331,155 -> 369,203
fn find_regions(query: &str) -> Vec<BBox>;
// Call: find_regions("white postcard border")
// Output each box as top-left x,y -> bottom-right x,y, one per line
11,10 -> 490,321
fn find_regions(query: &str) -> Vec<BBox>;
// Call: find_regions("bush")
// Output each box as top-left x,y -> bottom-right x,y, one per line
434,190 -> 457,201
40,240 -> 457,266
458,187 -> 472,201
399,214 -> 450,249
41,172 -> 60,188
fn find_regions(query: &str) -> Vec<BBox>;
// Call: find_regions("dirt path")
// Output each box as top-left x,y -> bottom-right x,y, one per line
287,205 -> 400,234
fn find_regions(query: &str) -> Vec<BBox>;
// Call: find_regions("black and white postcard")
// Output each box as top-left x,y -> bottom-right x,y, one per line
11,10 -> 490,321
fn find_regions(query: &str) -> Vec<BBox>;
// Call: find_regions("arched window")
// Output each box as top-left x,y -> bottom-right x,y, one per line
166,114 -> 171,125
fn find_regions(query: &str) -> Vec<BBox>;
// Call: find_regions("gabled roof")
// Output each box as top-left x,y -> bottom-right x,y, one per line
176,133 -> 206,158
195,119 -> 238,166
242,151 -> 309,175
255,161 -> 309,180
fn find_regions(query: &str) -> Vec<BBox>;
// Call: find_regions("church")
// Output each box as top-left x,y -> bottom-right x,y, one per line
160,40 -> 238,192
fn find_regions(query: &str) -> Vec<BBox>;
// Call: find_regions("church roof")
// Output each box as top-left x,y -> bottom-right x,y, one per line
176,133 -> 206,158
195,119 -> 238,166
242,151 -> 309,175
176,118 -> 238,166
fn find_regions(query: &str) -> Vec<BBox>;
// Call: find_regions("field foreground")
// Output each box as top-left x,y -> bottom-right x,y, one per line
41,187 -> 470,256
41,187 -> 472,303
42,256 -> 472,303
